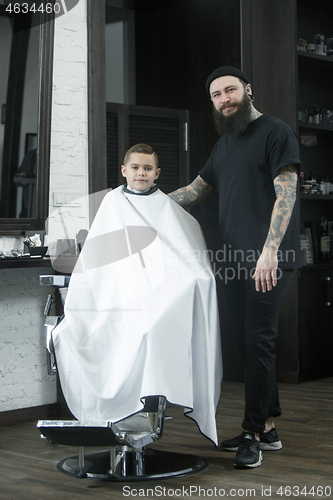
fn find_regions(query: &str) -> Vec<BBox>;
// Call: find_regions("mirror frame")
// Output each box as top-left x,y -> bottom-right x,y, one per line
87,0 -> 107,221
0,9 -> 54,235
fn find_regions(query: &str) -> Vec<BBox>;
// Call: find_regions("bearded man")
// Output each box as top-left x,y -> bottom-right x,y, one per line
168,66 -> 301,469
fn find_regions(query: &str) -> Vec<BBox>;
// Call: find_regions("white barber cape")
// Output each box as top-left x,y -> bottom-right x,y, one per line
52,186 -> 222,444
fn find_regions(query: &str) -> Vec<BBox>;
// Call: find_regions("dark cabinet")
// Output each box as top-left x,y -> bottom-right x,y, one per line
276,265 -> 333,384
298,267 -> 333,381
297,3 -> 333,243
242,0 -> 333,383
295,0 -> 333,381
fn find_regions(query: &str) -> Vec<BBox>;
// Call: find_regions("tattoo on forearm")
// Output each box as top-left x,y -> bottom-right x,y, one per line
168,176 -> 213,208
271,214 -> 284,238
264,165 -> 298,250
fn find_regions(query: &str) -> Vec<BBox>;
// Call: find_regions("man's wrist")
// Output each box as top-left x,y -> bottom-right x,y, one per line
263,244 -> 278,252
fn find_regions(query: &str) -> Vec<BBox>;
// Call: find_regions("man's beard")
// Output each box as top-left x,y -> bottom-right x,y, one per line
213,92 -> 252,136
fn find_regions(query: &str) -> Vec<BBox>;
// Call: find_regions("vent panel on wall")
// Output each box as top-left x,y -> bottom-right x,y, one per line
106,102 -> 189,194
129,115 -> 180,193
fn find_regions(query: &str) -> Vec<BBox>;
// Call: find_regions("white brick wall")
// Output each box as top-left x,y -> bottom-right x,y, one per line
48,0 -> 89,241
0,268 -> 57,411
0,0 -> 89,413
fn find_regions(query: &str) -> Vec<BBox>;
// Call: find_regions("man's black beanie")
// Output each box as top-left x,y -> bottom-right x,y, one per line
206,66 -> 250,96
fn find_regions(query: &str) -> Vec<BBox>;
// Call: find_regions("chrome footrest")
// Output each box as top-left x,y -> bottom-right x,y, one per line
37,419 -> 156,448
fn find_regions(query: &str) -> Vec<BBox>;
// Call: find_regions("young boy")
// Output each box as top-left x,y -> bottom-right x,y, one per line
121,143 -> 161,194
51,143 -> 222,446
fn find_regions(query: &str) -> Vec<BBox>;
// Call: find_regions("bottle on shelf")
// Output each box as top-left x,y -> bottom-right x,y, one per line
314,105 -> 322,124
320,216 -> 330,261
298,101 -> 307,123
297,38 -> 307,51
327,38 -> 333,56
307,107 -> 314,124
309,170 -> 317,186
325,176 -> 331,195
314,33 -> 324,45
298,106 -> 302,122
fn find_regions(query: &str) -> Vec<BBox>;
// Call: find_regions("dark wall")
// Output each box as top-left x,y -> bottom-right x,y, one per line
135,0 -> 244,381
241,0 -> 297,131
135,0 -> 241,176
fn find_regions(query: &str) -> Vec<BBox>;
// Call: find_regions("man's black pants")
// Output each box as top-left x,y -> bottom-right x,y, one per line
223,268 -> 293,434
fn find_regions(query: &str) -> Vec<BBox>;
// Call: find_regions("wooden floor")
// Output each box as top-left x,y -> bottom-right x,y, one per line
1,379 -> 332,500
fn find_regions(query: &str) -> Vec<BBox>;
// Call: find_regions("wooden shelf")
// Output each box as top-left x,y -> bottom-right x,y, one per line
297,51 -> 333,63
298,123 -> 333,133
0,257 -> 53,269
301,262 -> 333,270
300,194 -> 333,200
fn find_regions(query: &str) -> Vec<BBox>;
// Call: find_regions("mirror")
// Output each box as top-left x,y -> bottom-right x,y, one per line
0,3 -> 54,232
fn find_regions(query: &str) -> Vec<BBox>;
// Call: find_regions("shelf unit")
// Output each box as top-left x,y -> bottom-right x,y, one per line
277,0 -> 333,383
238,0 -> 333,384
297,0 -> 333,192
296,5 -> 333,263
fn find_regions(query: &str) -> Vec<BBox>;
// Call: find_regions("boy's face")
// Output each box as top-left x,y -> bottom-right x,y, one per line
121,153 -> 160,191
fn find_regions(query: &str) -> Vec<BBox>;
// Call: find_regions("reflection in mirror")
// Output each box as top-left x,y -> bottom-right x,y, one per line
0,8 -> 40,218
105,0 -> 135,105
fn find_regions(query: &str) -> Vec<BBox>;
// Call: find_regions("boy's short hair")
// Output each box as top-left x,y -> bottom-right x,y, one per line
123,144 -> 159,168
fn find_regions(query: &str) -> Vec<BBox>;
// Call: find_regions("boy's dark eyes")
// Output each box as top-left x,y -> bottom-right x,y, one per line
131,166 -> 152,170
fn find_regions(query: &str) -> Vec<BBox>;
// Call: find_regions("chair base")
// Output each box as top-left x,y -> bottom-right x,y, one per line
57,447 -> 208,482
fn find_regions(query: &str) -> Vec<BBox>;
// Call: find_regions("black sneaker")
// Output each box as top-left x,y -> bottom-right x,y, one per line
221,433 -> 243,452
260,428 -> 282,450
221,427 -> 282,451
234,432 -> 263,469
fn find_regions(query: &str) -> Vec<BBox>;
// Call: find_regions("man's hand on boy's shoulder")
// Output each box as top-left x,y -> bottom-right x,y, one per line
168,176 -> 212,208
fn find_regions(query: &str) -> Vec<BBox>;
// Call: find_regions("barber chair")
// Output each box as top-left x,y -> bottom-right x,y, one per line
37,275 -> 208,482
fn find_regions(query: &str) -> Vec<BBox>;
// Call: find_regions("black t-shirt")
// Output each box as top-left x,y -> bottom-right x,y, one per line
199,114 -> 302,269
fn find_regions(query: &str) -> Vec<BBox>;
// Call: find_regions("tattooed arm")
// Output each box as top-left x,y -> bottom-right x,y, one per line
253,165 -> 298,292
168,175 -> 213,208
